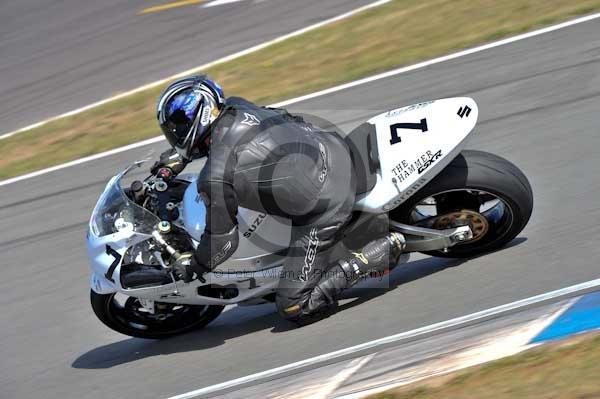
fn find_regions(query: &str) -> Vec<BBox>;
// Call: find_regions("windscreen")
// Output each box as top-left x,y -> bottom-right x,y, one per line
89,166 -> 159,237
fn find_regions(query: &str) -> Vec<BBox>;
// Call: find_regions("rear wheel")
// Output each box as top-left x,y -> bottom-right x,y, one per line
390,150 -> 533,258
90,290 -> 224,339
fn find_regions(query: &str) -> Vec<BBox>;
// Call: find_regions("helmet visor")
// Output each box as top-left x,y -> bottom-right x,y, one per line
161,89 -> 203,148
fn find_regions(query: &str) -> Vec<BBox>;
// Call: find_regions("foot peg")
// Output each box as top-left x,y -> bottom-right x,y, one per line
389,232 -> 407,252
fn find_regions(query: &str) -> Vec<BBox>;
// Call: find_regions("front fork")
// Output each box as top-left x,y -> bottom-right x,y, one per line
390,221 -> 473,253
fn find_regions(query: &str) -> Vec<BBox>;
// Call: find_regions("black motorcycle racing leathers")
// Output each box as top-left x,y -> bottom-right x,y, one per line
194,97 -> 402,323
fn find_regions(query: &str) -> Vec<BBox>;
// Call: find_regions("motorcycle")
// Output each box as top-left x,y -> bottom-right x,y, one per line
86,97 -> 533,338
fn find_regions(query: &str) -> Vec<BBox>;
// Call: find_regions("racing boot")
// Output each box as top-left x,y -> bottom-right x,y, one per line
297,232 -> 405,326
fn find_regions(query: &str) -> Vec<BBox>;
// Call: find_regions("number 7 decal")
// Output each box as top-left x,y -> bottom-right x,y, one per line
105,244 -> 122,283
389,118 -> 428,145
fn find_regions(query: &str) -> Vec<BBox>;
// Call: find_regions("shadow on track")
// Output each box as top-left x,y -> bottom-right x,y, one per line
72,237 -> 526,369
72,303 -> 284,369
336,236 -> 528,312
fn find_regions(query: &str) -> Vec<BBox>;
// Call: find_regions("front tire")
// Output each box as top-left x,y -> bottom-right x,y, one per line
90,290 -> 224,339
390,150 -> 533,258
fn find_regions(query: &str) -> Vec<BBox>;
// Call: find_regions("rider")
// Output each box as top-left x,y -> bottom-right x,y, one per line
155,75 -> 404,325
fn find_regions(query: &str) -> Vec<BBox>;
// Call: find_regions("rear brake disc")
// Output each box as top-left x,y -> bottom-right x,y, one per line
432,209 -> 489,243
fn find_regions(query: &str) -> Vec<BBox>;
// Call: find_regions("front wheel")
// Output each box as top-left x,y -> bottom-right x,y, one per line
90,290 -> 224,339
390,150 -> 533,258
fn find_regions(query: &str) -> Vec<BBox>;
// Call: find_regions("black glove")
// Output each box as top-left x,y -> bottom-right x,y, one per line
172,228 -> 239,282
170,252 -> 208,283
195,226 -> 239,270
151,148 -> 188,177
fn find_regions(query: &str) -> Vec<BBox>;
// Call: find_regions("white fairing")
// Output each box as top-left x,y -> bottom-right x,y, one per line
86,228 -> 150,294
182,179 -> 291,269
355,98 -> 478,212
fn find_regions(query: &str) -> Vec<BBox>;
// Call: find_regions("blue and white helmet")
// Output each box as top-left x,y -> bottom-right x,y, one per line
157,75 -> 225,159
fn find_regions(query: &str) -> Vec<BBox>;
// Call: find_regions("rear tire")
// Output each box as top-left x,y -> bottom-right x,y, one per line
390,150 -> 533,258
90,290 -> 224,339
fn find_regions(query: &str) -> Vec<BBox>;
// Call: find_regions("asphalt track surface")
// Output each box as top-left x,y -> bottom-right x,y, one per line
2,17 -> 600,399
0,0 -> 374,134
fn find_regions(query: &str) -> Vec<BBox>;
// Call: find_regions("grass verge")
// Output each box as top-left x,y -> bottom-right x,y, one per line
2,0 -> 600,180
369,331 -> 600,399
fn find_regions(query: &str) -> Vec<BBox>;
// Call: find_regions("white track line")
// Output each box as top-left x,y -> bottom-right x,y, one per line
0,0 -> 392,141
2,11 -> 600,187
273,11 -> 600,107
0,136 -> 165,187
313,354 -> 375,399
165,278 -> 600,399
203,0 -> 247,7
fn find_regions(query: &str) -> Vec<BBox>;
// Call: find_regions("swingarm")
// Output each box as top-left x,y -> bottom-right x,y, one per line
390,221 -> 473,253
